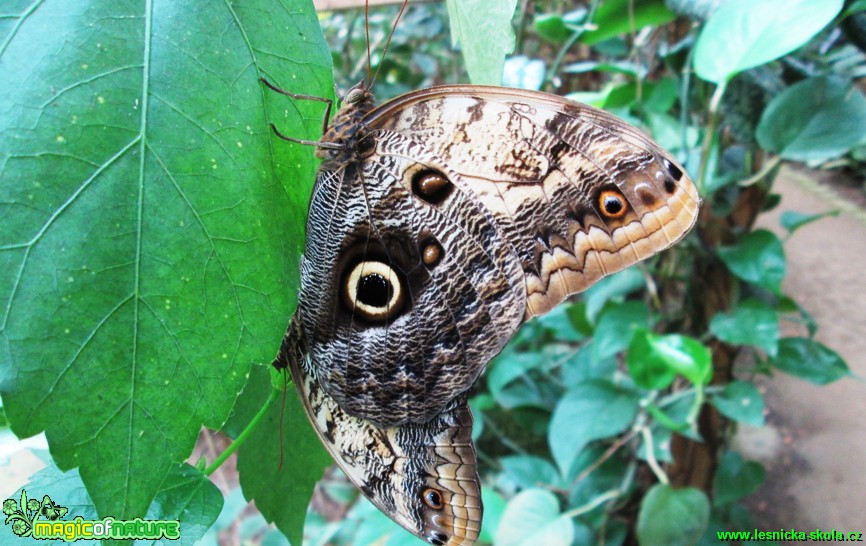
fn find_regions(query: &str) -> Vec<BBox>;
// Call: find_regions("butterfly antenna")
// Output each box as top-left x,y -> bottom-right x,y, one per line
365,0 -> 372,84
370,0 -> 409,89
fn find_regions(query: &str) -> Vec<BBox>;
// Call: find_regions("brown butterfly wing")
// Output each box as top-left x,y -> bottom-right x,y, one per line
367,85 -> 700,318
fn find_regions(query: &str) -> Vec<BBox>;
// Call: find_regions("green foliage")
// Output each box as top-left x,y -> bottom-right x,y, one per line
494,489 -> 574,546
694,0 -> 844,84
717,230 -> 786,294
757,76 -> 866,161
636,485 -> 710,546
2,0 -> 859,545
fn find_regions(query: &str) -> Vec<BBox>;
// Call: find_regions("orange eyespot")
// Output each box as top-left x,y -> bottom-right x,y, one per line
598,189 -> 627,219
422,488 -> 444,510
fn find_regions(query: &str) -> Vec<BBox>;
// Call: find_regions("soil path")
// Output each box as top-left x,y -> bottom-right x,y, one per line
740,167 -> 866,533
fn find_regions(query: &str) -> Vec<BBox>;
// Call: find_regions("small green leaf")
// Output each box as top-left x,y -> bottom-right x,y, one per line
709,299 -> 779,357
627,330 -> 712,389
593,300 -> 652,361
534,14 -> 572,44
710,380 -> 765,426
494,489 -> 573,546
549,381 -> 640,476
500,455 -> 564,490
757,77 -> 866,162
694,0 -> 844,84
780,209 -> 841,234
447,0 -> 518,84
237,365 -> 332,546
713,451 -> 766,505
717,229 -> 786,293
636,485 -> 710,546
580,0 -> 676,46
771,337 -> 851,384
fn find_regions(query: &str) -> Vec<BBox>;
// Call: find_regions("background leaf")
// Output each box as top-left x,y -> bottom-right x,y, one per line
780,209 -> 841,235
549,381 -> 639,476
446,0 -> 518,85
235,365 -> 332,546
771,337 -> 851,384
756,76 -> 866,161
494,489 -> 573,546
712,451 -> 765,505
717,229 -> 786,293
709,299 -> 779,357
580,0 -> 676,46
0,0 -> 330,521
636,485 -> 709,546
710,380 -> 765,426
694,0 -> 844,83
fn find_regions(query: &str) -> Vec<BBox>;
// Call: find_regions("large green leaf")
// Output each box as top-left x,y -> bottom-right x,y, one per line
627,330 -> 712,390
756,76 -> 866,162
446,0 -> 517,85
694,0 -> 844,84
0,0 -> 330,521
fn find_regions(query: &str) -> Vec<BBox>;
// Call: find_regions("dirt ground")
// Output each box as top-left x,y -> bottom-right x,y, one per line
737,167 -> 866,534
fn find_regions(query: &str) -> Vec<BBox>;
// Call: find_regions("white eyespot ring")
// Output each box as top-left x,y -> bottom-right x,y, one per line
343,260 -> 404,321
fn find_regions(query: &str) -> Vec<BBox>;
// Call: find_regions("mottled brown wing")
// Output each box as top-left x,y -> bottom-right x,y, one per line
276,315 -> 481,546
297,84 -> 699,429
367,85 -> 701,318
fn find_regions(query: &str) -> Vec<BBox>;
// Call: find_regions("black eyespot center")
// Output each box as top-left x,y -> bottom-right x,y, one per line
423,488 -> 444,510
598,188 -> 627,219
356,273 -> 391,308
341,259 -> 406,322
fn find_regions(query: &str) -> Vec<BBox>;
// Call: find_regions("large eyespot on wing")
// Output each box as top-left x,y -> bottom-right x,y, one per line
365,85 -> 701,318
279,317 -> 481,546
298,146 -> 526,428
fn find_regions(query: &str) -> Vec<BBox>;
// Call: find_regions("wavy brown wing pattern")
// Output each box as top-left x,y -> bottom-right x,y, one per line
276,315 -> 481,546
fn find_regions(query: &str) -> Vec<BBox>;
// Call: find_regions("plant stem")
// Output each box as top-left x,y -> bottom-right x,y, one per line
640,425 -> 669,485
696,81 -> 727,192
204,386 -> 279,476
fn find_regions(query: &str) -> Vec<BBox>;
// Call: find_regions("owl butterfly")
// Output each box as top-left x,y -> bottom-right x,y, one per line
270,2 -> 700,545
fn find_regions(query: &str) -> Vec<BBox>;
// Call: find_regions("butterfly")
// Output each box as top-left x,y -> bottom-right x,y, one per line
269,12 -> 700,546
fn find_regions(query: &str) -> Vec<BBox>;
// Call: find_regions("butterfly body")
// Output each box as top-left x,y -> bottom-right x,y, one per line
275,82 -> 700,546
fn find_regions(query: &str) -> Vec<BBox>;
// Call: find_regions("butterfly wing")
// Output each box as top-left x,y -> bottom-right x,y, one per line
277,315 -> 481,546
367,85 -> 701,318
